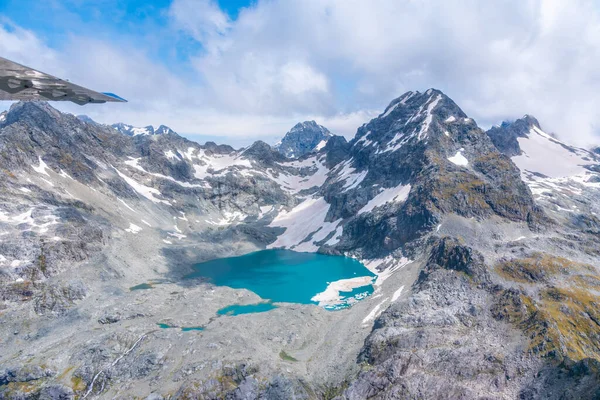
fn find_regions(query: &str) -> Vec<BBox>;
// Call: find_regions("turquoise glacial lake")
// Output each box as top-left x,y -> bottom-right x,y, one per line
185,249 -> 376,314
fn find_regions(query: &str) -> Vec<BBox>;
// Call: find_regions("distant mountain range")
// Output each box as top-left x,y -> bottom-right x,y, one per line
110,122 -> 176,137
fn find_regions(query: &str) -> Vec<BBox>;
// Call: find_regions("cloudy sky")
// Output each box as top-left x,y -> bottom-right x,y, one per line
1,0 -> 600,147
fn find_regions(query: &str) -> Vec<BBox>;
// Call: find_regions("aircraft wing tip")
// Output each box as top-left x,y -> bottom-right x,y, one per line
101,92 -> 128,102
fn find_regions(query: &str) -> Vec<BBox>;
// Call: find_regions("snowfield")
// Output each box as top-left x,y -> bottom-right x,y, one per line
268,197 -> 338,251
513,127 -> 594,178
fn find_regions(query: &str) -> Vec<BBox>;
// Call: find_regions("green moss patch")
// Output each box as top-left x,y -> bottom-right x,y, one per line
279,350 -> 298,362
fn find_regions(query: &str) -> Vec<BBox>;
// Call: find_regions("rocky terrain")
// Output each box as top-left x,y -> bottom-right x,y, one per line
1,90 -> 600,399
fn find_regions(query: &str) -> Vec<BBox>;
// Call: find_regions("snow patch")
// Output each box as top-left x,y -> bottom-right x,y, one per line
314,140 -> 327,151
118,198 -> 137,213
417,94 -> 442,140
400,91 -> 414,104
0,208 -> 58,233
32,157 -> 50,176
391,285 -> 405,302
382,102 -> 400,118
268,197 -> 333,251
354,131 -> 375,148
207,210 -> 246,226
362,297 -> 389,326
293,217 -> 341,252
124,157 -> 205,188
445,116 -> 456,123
164,150 -> 179,160
132,127 -> 151,136
358,184 -> 411,214
259,205 -> 274,217
115,168 -> 170,205
325,225 -> 343,246
267,156 -> 329,193
125,223 -> 142,234
40,177 -> 54,187
364,256 -> 412,287
335,159 -> 367,192
192,150 -> 252,179
311,276 -> 375,306
448,149 -> 469,166
59,170 -> 73,180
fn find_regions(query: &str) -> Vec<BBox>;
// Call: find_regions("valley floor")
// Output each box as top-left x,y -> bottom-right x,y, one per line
0,219 -> 422,399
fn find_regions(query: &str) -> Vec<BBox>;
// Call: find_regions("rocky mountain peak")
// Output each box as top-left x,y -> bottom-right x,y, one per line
322,89 -> 545,252
351,89 -> 470,157
3,101 -> 63,127
274,120 -> 333,158
486,115 -> 542,157
379,89 -> 466,122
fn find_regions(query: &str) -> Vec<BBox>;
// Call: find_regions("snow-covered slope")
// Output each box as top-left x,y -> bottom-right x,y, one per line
487,116 -> 600,218
513,125 -> 597,179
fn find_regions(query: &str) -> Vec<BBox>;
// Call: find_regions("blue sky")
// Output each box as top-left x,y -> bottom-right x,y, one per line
1,0 -> 600,147
0,0 -> 248,80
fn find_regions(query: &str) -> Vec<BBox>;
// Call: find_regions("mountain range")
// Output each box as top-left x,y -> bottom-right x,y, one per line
1,90 -> 600,399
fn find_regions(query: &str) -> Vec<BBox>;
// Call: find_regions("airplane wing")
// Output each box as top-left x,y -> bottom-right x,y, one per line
0,57 -> 127,105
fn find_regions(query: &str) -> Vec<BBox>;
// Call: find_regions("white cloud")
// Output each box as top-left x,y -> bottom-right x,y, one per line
169,0 -> 230,46
3,1 -> 600,147
280,62 -> 328,96
169,0 -> 600,146
0,18 -> 63,74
